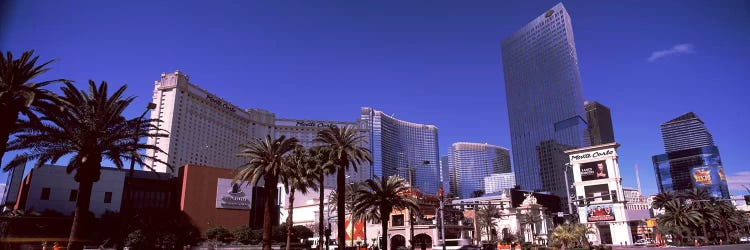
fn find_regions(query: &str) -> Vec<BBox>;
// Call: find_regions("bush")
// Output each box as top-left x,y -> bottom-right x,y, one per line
206,226 -> 232,242
125,230 -> 150,249
233,225 -> 261,245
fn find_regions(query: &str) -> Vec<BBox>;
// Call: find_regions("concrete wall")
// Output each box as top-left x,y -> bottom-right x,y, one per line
180,165 -> 252,235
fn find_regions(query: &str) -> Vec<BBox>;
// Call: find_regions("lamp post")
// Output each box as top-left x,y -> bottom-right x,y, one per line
128,102 -> 156,177
394,159 -> 429,250
562,163 -> 574,216
439,188 -> 446,250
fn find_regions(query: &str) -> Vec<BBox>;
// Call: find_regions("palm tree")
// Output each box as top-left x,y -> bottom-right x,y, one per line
282,146 -> 318,250
308,146 -> 335,250
476,204 -> 500,242
0,50 -> 68,166
551,222 -> 577,250
353,176 -> 418,250
659,200 -> 703,245
651,191 -> 675,210
314,125 -> 372,249
679,189 -> 716,241
518,213 -> 542,243
235,135 -> 300,250
3,80 -> 169,249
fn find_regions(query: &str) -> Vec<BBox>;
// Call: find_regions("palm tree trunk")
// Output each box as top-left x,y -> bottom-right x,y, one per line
319,176 -> 326,250
286,188 -> 296,250
337,167 -> 346,250
0,109 -> 19,167
263,176 -> 278,250
381,207 -> 390,250
67,179 -> 94,250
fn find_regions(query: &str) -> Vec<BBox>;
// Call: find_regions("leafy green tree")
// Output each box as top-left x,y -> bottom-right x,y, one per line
314,125 -> 372,250
3,81 -> 169,249
282,146 -> 318,250
235,135 -> 300,250
551,222 -> 577,250
308,146 -> 335,250
476,204 -> 501,242
352,176 -> 419,250
0,50 -> 68,166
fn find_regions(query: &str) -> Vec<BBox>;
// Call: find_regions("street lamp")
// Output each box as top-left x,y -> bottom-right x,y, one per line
562,162 -> 574,216
128,102 -> 156,177
394,159 -> 429,250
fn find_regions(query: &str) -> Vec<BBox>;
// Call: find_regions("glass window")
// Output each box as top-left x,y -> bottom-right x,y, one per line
104,192 -> 113,203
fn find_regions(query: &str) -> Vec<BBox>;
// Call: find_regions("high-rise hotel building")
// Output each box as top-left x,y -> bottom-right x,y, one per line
146,71 -> 275,175
501,3 -> 587,210
360,107 -> 441,195
652,112 -> 729,198
274,118 -> 371,185
449,142 -> 511,198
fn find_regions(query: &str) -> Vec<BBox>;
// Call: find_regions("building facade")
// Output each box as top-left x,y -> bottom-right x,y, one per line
440,156 -> 450,194
146,71 -> 275,175
274,118 -> 371,185
500,3 -> 588,209
659,112 -> 714,153
450,142 -> 511,198
13,165 -> 126,217
585,101 -> 615,146
484,173 -> 516,194
652,112 -> 729,198
360,107 -> 441,195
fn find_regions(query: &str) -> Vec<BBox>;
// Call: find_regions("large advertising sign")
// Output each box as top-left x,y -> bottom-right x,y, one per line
586,204 -> 615,222
690,165 -> 730,198
580,160 -> 609,181
216,178 -> 252,210
691,167 -> 712,187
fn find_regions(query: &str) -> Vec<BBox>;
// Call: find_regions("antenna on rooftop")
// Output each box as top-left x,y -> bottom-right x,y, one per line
635,163 -> 642,194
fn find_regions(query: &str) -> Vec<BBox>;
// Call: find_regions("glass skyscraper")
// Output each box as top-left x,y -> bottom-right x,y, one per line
585,101 -> 616,146
652,112 -> 729,198
500,3 -> 587,207
360,107 -> 441,195
449,142 -> 511,198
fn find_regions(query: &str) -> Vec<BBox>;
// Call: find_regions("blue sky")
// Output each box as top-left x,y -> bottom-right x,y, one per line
2,1 -> 749,197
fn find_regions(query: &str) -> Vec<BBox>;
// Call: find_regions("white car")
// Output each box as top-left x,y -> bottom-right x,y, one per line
634,239 -> 654,246
740,236 -> 750,243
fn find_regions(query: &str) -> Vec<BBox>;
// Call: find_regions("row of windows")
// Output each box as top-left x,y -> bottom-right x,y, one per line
39,188 -> 112,203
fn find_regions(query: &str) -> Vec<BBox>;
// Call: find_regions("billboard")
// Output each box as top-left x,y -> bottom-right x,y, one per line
580,160 -> 608,181
691,167 -> 712,187
586,204 -> 615,222
216,178 -> 253,210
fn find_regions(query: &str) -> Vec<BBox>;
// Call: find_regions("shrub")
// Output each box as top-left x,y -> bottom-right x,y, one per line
206,226 -> 231,242
125,230 -> 150,249
233,225 -> 260,245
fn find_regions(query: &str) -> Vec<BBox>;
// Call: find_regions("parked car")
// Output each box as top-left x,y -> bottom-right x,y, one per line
740,236 -> 750,243
634,239 -> 654,246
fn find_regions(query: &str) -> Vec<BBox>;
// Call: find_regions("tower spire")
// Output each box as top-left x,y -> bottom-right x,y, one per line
635,163 -> 642,193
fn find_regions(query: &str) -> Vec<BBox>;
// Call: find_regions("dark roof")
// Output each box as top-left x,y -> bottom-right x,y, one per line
662,112 -> 702,125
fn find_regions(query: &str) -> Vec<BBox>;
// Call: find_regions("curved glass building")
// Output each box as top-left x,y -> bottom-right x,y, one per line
360,107 -> 441,195
449,142 -> 511,198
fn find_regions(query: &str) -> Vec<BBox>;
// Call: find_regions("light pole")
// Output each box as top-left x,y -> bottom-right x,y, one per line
562,162 -> 574,216
439,188 -> 446,250
128,102 -> 157,177
394,159 -> 429,250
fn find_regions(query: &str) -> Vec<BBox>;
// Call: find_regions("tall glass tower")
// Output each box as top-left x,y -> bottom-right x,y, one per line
500,3 -> 587,209
360,107 -> 441,195
449,142 -> 511,198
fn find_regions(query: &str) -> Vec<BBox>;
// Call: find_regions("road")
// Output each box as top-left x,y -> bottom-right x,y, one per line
611,244 -> 750,250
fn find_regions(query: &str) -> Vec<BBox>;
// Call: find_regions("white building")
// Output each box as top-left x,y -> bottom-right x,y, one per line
484,173 -> 516,194
565,143 -> 651,246
146,71 -> 275,175
15,165 -> 125,217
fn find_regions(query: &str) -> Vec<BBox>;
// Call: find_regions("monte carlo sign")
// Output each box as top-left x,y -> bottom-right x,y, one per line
569,148 -> 617,164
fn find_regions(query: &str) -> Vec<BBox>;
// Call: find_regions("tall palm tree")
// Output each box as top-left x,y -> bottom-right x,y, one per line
659,200 -> 703,245
0,50 -> 68,166
679,189 -> 716,240
353,176 -> 419,250
308,146 -> 335,250
519,213 -> 542,243
476,204 -> 500,242
3,80 -> 169,250
551,222 -> 577,250
651,191 -> 675,210
235,135 -> 299,250
282,146 -> 318,250
314,125 -> 372,249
